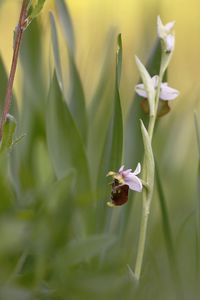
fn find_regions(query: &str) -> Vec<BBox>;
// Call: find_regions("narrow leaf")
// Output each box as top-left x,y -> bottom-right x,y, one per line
98,34 -> 123,179
55,0 -> 87,143
67,53 -> 88,144
110,33 -> 123,170
194,111 -> 200,277
46,73 -> 91,203
96,34 -> 123,229
88,30 -> 116,185
55,0 -> 75,54
49,12 -> 63,90
155,160 -> 175,265
29,0 -> 46,19
27,0 -> 46,26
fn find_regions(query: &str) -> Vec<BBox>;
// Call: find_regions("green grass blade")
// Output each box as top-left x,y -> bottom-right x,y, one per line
49,12 -> 63,90
89,29 -> 116,121
96,34 -> 123,230
12,21 -> 46,193
109,33 -> 123,170
55,0 -> 87,143
98,34 -> 123,183
67,53 -> 88,144
87,31 -> 116,186
46,73 -> 91,204
55,0 -> 75,54
194,111 -> 200,278
155,160 -> 175,262
155,160 -> 184,297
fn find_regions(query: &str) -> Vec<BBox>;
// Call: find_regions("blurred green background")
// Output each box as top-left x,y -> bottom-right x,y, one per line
0,0 -> 200,299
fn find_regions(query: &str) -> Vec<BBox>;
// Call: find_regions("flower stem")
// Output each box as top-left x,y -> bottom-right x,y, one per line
0,0 -> 28,140
134,188 -> 149,280
134,71 -> 164,281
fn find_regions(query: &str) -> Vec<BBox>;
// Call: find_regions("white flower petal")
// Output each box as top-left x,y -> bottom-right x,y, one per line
157,16 -> 175,38
133,163 -> 141,175
165,21 -> 175,33
165,34 -> 175,52
124,174 -> 143,192
160,84 -> 179,100
118,165 -> 125,173
135,83 -> 147,98
157,16 -> 163,38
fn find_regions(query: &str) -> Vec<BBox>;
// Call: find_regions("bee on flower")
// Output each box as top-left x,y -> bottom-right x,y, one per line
107,164 -> 143,207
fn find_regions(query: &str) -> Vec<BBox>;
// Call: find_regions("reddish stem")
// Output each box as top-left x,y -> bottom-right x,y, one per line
0,0 -> 28,139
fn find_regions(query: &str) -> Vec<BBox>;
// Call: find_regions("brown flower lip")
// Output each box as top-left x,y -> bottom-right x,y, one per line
110,179 -> 129,206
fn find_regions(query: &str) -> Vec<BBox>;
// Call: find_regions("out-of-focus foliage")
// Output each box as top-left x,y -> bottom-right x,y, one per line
0,0 -> 200,299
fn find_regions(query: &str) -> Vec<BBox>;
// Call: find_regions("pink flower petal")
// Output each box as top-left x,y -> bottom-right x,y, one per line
160,84 -> 179,100
135,83 -> 147,98
124,173 -> 143,192
122,168 -> 132,176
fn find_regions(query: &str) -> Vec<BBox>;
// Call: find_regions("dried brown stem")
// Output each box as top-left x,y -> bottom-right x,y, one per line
0,0 -> 29,139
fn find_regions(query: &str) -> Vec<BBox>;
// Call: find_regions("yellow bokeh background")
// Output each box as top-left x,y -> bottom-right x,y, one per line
0,0 -> 200,169
64,0 -> 200,112
0,0 -> 200,104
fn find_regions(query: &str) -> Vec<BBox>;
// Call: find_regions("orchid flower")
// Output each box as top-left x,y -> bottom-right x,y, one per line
107,163 -> 143,192
135,75 -> 179,101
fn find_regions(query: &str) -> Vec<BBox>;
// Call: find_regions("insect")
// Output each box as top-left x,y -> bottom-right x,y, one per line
109,178 -> 129,206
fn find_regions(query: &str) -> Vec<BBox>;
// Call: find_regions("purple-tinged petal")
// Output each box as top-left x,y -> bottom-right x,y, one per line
160,84 -> 179,100
135,83 -> 147,98
122,169 -> 132,176
124,174 -> 143,192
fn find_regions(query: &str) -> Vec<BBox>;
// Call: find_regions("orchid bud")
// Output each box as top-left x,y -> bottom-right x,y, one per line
157,16 -> 175,53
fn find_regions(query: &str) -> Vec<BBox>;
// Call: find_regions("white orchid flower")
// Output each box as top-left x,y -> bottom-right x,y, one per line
135,75 -> 179,101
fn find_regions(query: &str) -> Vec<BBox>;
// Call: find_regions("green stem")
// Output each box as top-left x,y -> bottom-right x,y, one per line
134,188 -> 149,280
134,70 -> 164,281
